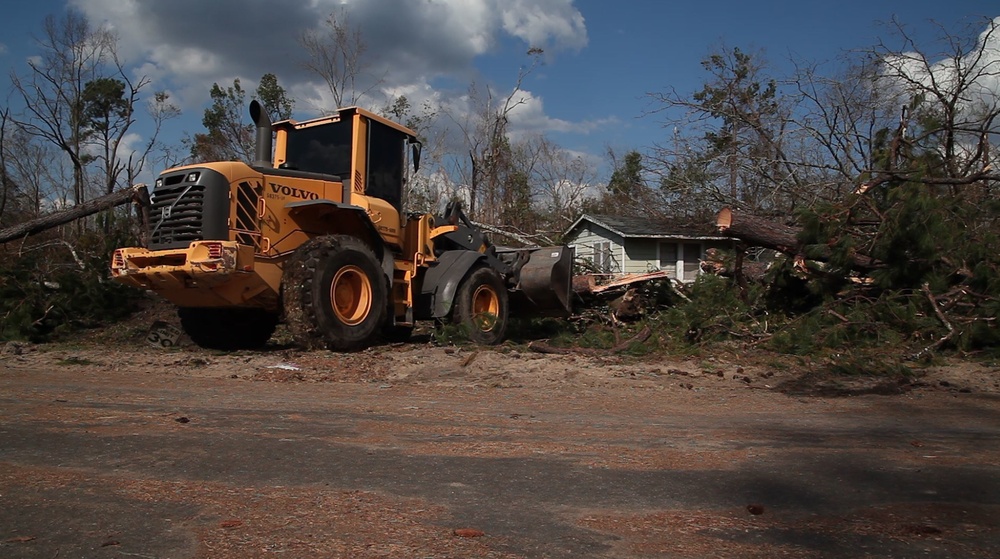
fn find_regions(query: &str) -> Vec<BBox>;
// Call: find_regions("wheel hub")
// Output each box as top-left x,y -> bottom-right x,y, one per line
330,265 -> 372,326
471,285 -> 499,332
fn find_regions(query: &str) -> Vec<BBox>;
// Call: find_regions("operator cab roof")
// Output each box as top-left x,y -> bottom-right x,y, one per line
271,106 -> 418,141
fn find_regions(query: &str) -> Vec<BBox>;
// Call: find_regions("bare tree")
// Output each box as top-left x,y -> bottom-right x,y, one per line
301,8 -> 382,110
380,94 -> 444,212
449,48 -> 543,226
80,54 -> 152,197
788,56 -> 892,203
9,11 -> 114,208
869,17 -> 1000,193
786,17 -> 1000,208
0,108 -> 14,221
4,124 -> 62,220
647,46 -> 808,217
125,91 -> 180,188
521,134 -> 598,238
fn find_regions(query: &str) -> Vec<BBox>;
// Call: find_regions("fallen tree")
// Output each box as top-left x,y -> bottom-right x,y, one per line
716,208 -> 881,271
711,198 -> 1000,358
715,208 -> 801,253
0,184 -> 150,245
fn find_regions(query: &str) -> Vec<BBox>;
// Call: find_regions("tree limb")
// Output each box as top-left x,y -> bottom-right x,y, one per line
0,183 -> 149,244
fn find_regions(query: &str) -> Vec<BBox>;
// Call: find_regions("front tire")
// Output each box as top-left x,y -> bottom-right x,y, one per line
283,235 -> 387,351
178,307 -> 278,350
451,266 -> 509,345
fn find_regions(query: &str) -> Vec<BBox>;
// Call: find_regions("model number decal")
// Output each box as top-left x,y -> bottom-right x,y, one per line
269,183 -> 319,200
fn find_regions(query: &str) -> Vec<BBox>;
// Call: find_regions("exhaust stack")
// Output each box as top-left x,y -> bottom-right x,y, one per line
249,100 -> 272,168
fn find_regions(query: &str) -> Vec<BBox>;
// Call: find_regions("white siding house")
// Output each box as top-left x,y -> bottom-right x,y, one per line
563,214 -> 733,282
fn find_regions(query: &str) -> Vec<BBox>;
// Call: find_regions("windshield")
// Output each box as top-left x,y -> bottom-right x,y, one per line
283,120 -> 353,177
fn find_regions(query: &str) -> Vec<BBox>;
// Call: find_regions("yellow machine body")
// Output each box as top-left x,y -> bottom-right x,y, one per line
112,103 -> 573,348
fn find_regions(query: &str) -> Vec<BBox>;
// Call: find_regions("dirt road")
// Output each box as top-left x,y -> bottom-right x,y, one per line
2,340 -> 999,558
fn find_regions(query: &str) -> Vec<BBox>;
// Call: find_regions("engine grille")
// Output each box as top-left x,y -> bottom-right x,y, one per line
147,168 -> 229,250
150,182 -> 205,246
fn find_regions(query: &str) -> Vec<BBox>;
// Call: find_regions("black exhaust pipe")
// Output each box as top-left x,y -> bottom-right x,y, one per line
249,100 -> 272,168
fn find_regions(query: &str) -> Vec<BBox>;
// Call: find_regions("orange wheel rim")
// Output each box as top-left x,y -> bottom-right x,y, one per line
330,265 -> 372,326
471,285 -> 499,332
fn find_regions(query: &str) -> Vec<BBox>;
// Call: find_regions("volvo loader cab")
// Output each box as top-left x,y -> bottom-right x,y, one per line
112,100 -> 573,351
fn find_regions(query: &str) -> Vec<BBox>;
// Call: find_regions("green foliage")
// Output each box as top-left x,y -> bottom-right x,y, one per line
190,74 -> 294,163
766,291 -> 921,355
693,48 -> 777,122
256,73 -> 294,122
81,77 -> 130,136
382,95 -> 436,140
687,47 -> 787,213
655,274 -> 758,349
761,258 -> 825,315
499,170 -> 534,228
583,149 -> 656,218
431,320 -> 473,346
578,323 -> 656,356
607,151 -> 645,198
0,224 -> 144,342
868,184 -> 948,289
791,142 -> 1000,355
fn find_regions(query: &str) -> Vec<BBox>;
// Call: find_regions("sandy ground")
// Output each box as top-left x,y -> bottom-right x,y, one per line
1,310 -> 999,558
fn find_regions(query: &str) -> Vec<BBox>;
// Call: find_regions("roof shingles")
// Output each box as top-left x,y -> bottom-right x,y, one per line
571,213 -> 725,239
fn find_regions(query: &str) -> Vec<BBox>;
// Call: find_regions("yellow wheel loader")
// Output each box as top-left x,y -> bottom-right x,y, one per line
111,101 -> 573,351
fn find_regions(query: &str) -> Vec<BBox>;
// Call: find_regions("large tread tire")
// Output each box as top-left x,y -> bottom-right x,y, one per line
283,235 -> 387,351
451,266 -> 509,345
178,307 -> 278,351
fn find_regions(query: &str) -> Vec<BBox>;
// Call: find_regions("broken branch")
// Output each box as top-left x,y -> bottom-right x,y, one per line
528,326 -> 651,355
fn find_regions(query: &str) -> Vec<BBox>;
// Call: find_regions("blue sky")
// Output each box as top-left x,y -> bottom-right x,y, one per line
0,0 -> 997,182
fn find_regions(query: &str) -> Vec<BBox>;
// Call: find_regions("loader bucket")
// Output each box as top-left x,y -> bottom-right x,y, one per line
510,246 -> 574,316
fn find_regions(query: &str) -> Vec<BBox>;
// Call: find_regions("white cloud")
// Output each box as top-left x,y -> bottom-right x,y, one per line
882,16 -> 1000,120
878,17 -> 1000,166
69,0 -> 590,134
505,89 -> 618,136
500,0 -> 587,52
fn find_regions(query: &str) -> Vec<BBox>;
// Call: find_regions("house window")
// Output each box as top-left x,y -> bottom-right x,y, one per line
658,242 -> 677,278
593,241 -> 612,272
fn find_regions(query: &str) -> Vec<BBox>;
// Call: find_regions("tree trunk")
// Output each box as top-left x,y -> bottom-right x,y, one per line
716,208 -> 880,270
716,208 -> 802,252
0,183 -> 150,245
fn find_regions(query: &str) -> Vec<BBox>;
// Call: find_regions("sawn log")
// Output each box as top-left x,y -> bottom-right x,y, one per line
715,208 -> 880,271
716,208 -> 801,252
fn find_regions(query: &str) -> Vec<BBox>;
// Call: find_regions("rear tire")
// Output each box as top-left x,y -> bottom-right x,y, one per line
283,235 -> 387,351
178,307 -> 278,350
451,266 -> 509,345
